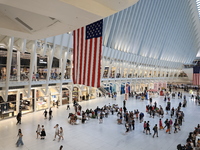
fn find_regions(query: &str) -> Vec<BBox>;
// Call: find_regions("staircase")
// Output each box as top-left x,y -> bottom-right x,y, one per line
98,86 -> 109,95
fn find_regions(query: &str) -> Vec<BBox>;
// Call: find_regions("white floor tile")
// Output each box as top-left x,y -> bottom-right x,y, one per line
0,90 -> 199,150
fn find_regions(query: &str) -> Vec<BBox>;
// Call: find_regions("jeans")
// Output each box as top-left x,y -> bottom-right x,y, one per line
16,137 -> 23,147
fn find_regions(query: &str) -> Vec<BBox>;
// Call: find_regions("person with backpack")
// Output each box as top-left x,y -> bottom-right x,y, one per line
163,119 -> 168,129
152,124 -> 158,138
139,112 -> 144,123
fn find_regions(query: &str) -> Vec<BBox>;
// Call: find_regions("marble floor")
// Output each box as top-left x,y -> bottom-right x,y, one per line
0,91 -> 199,150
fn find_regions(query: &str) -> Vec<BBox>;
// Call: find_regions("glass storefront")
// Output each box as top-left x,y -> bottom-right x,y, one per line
62,88 -> 70,104
0,94 -> 16,119
72,87 -> 79,102
19,90 -> 34,114
50,94 -> 59,107
36,90 -> 48,111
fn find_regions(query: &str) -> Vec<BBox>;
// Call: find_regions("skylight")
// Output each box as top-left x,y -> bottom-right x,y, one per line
196,0 -> 200,18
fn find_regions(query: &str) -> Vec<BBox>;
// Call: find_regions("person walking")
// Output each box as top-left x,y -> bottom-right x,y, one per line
99,112 -> 103,124
139,112 -> 144,123
152,124 -> 158,138
132,119 -> 135,130
149,97 -> 152,104
49,108 -> 53,120
43,109 -> 47,119
36,124 -> 41,139
53,124 -> 59,141
16,112 -> 22,125
125,122 -> 129,133
56,100 -> 59,108
58,127 -> 64,142
16,129 -> 24,147
166,121 -> 171,134
170,107 -> 174,118
159,119 -> 164,130
143,121 -> 147,133
123,100 -> 126,107
163,119 -> 168,129
59,145 -> 63,150
146,121 -> 151,135
173,119 -> 178,133
40,126 -> 46,140
66,104 -> 70,110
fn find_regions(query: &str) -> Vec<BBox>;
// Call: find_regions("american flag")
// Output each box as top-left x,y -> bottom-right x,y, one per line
193,66 -> 200,85
73,19 -> 103,87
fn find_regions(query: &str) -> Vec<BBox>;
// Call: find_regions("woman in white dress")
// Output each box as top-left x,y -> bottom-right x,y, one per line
36,124 -> 41,139
58,127 -> 64,141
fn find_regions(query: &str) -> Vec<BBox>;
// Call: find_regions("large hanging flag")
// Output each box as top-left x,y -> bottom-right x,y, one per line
73,19 -> 103,87
193,66 -> 200,85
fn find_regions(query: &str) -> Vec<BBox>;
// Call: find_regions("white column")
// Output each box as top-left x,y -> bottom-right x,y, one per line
134,83 -> 136,92
16,90 -> 20,114
4,37 -> 14,102
59,58 -> 62,74
47,89 -> 50,109
59,91 -> 62,106
34,89 -> 37,112
45,37 -> 56,95
139,83 -> 141,92
34,54 -> 37,74
27,41 -> 37,98
69,91 -> 72,104
17,51 -> 21,81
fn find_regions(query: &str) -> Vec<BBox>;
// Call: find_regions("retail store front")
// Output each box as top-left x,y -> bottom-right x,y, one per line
0,94 -> 16,119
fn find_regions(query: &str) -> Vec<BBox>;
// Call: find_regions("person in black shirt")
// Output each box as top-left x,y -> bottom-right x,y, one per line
146,121 -> 151,135
49,108 -> 52,120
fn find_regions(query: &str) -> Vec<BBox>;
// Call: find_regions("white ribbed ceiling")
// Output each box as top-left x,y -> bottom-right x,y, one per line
103,0 -> 200,64
196,0 -> 200,18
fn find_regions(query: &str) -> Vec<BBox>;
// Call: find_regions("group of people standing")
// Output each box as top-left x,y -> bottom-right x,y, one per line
43,108 -> 53,120
36,124 -> 46,139
142,93 -> 186,139
53,124 -> 64,142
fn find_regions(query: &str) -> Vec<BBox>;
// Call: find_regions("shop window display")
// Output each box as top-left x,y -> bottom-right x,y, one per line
36,90 -> 48,111
73,87 -> 79,102
51,95 -> 59,107
36,97 -> 48,111
62,88 -> 70,104
19,91 -> 34,114
0,95 -> 16,119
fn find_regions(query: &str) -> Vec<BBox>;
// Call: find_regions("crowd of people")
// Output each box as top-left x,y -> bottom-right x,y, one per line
177,124 -> 200,150
13,87 -> 200,150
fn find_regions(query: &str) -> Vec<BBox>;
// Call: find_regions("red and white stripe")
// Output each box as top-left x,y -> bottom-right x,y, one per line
193,73 -> 200,85
73,27 -> 102,88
